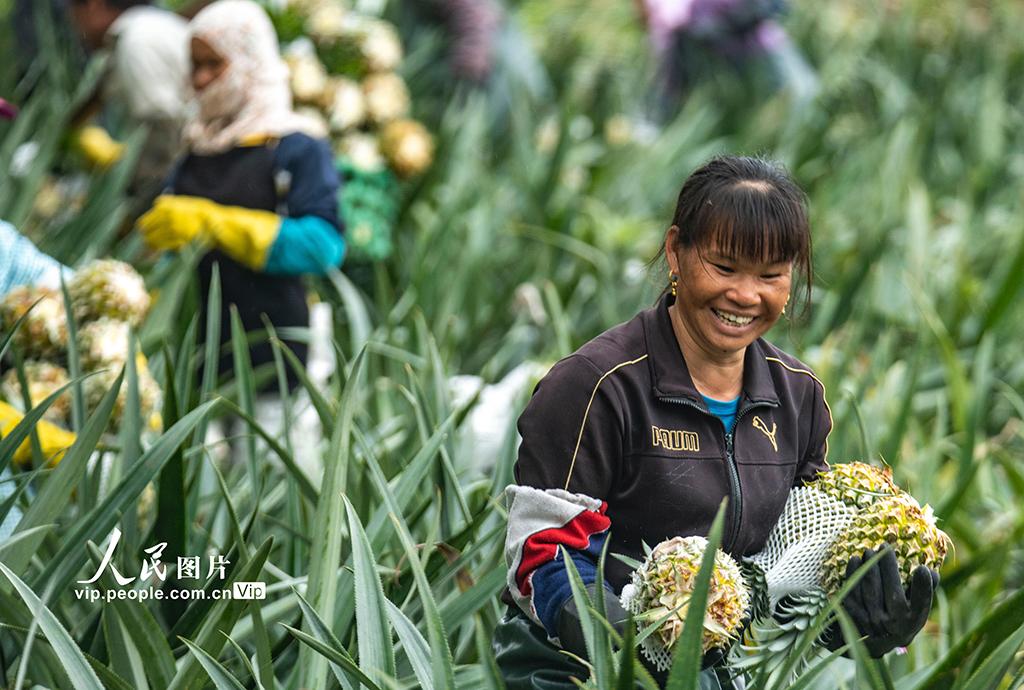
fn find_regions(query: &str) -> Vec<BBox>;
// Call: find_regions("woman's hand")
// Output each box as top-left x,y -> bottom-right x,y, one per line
136,195 -> 280,270
826,545 -> 939,657
136,195 -> 210,251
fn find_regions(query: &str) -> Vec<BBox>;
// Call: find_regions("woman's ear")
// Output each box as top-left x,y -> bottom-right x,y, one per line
664,225 -> 680,272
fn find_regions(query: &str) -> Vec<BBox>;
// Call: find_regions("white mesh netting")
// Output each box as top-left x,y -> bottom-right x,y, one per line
751,486 -> 856,606
620,583 -> 677,672
619,487 -> 854,671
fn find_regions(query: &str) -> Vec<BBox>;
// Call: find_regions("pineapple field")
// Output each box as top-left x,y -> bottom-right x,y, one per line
0,0 -> 1024,687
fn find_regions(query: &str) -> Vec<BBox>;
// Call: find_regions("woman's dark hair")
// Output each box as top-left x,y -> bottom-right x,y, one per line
657,155 -> 812,312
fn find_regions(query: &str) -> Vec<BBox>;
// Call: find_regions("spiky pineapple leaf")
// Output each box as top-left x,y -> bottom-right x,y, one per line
300,347 -> 365,688
344,493 -> 396,684
222,633 -> 266,690
86,541 -> 176,690
0,561 -> 105,690
85,652 -> 137,690
291,588 -> 357,690
386,598 -> 434,690
165,536 -> 273,690
282,623 -> 377,690
390,510 -> 458,690
665,500 -> 728,690
179,637 -> 247,690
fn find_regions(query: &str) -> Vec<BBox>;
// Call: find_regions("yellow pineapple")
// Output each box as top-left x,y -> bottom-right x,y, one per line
813,461 -> 900,510
821,493 -> 951,596
621,536 -> 750,671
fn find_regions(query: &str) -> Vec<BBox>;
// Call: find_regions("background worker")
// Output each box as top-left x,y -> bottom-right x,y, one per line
67,0 -> 189,209
636,0 -> 817,120
0,219 -> 78,542
136,0 -> 345,473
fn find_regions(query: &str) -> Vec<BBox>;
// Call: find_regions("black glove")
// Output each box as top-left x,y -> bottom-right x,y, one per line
825,545 -> 939,658
557,583 -> 629,661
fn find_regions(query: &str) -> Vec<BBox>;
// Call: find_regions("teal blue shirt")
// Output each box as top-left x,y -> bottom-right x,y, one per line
701,394 -> 740,433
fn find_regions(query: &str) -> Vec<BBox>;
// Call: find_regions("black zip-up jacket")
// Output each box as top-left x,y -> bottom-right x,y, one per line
513,292 -> 832,593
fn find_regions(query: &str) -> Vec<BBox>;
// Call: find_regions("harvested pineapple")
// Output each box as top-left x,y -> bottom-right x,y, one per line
732,462 -> 951,682
68,259 -> 150,327
380,119 -> 434,178
620,535 -> 750,671
77,318 -> 131,370
0,285 -> 68,359
821,492 -> 950,596
1,361 -> 72,425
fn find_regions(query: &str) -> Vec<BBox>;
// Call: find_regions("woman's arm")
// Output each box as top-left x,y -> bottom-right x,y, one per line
0,221 -> 70,294
506,356 -> 626,639
794,371 -> 832,484
139,136 -> 346,273
265,133 -> 345,274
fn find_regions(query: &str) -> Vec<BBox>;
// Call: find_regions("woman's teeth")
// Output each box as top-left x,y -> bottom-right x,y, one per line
712,308 -> 754,327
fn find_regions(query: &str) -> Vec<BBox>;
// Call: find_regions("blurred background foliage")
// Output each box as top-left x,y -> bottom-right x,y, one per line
0,0 -> 1023,686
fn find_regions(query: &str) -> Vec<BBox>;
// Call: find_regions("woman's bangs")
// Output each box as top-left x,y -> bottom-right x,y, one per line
696,186 -> 805,265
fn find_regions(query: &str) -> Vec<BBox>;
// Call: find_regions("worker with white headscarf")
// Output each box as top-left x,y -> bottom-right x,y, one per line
137,0 -> 345,395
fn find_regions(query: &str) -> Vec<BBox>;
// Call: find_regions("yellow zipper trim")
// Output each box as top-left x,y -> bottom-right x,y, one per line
564,355 -> 648,490
764,356 -> 834,461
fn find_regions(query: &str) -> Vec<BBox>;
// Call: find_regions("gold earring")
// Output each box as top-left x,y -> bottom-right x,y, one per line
782,296 -> 790,315
669,271 -> 678,297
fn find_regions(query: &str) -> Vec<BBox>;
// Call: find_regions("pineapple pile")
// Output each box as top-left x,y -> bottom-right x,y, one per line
731,462 -> 951,681
0,259 -> 161,447
0,285 -> 68,359
1,361 -> 71,424
620,536 -> 750,671
274,0 -> 434,180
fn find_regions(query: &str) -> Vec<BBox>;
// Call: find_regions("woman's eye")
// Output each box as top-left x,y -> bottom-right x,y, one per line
762,273 -> 781,280
712,263 -> 734,274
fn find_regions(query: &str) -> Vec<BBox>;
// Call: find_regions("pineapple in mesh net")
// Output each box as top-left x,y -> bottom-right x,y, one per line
822,492 -> 951,597
732,462 -> 951,681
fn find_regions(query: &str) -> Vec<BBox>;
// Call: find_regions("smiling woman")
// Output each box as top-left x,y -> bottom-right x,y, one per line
494,156 -> 939,689
663,157 -> 809,401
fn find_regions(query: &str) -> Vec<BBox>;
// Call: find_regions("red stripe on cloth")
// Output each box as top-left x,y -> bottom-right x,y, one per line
515,503 -> 610,596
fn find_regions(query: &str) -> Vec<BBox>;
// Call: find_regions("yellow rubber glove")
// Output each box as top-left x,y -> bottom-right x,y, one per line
0,401 -> 77,466
75,125 -> 126,170
136,195 -> 281,270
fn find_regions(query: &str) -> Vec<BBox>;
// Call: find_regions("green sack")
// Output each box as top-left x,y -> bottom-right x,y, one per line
336,157 -> 400,263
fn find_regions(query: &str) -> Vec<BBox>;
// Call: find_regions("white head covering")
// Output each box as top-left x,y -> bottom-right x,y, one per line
183,0 -> 323,154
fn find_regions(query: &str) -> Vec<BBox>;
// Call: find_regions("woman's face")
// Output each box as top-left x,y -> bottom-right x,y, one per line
666,226 -> 793,359
191,37 -> 227,92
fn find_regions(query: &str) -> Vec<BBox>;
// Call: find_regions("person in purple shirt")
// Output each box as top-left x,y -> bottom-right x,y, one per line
637,0 -> 817,119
